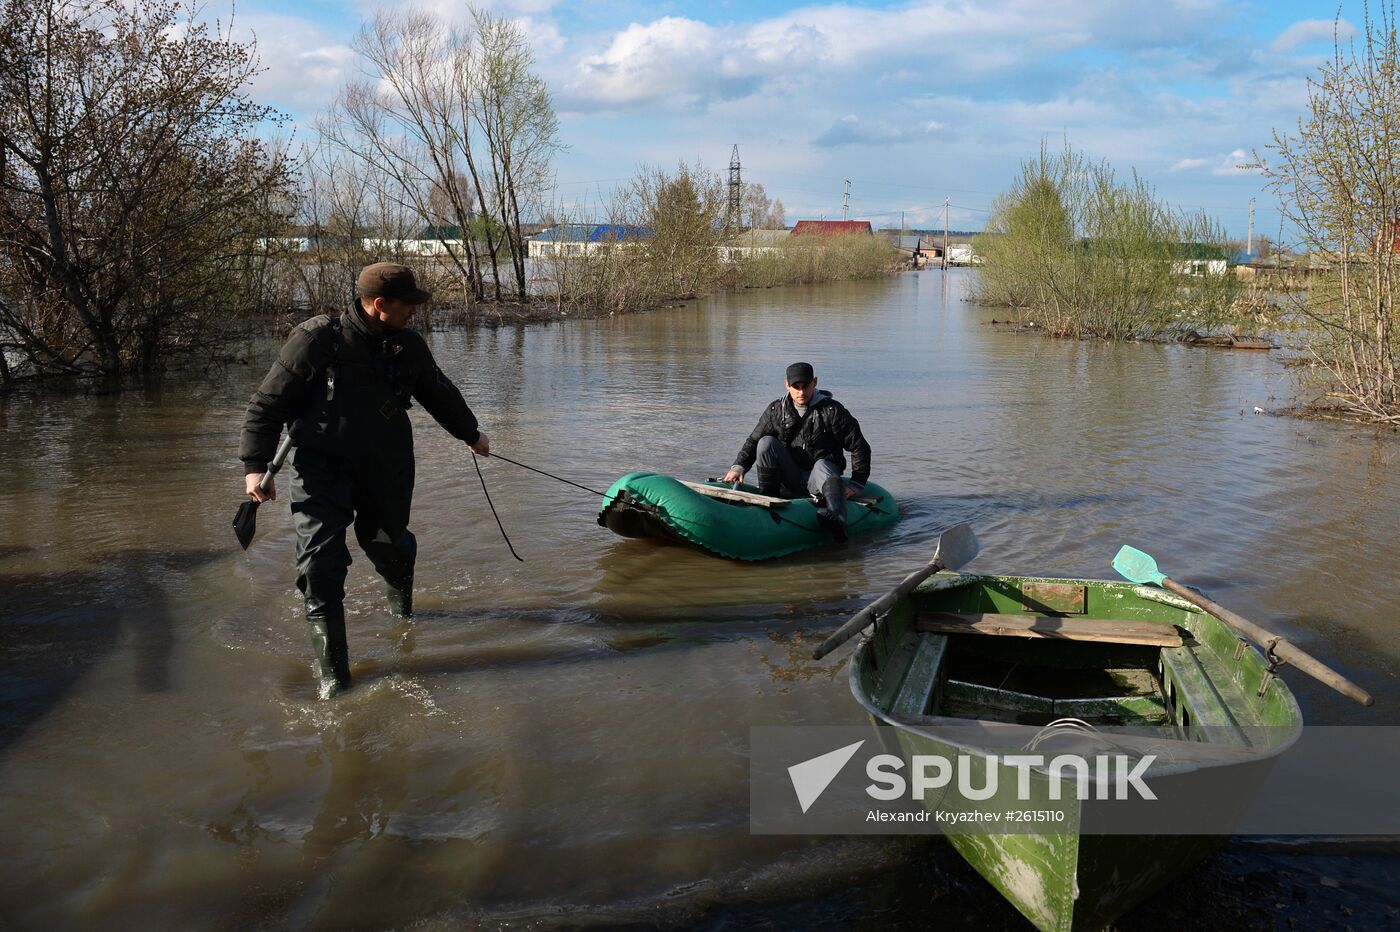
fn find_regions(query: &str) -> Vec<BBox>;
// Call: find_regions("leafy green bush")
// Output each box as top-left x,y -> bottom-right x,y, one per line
975,142 -> 1238,340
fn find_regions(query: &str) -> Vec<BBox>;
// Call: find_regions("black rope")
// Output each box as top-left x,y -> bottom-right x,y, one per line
488,453 -> 610,497
472,450 -> 524,562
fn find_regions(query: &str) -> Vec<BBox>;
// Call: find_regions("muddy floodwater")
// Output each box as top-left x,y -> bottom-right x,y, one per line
1,271 -> 1397,929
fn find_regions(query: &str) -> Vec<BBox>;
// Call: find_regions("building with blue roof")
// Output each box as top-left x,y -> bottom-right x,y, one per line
528,224 -> 654,258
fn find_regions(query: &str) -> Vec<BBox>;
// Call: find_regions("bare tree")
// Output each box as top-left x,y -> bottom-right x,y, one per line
322,4 -> 559,309
0,0 -> 292,382
742,182 -> 771,230
325,9 -> 488,304
428,171 -> 476,227
1261,2 -> 1400,422
740,182 -> 789,229
470,6 -> 562,302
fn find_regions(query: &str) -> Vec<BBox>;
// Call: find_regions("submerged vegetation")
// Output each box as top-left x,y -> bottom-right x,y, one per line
0,0 -> 293,385
1261,2 -> 1400,424
973,142 -> 1240,341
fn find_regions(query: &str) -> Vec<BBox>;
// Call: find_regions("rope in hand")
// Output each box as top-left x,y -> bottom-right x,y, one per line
471,450 -> 524,562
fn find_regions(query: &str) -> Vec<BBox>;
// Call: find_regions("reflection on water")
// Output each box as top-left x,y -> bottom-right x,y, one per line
1,270 -> 1398,928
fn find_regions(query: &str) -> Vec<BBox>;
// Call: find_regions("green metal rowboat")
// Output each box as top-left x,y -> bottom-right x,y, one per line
848,571 -> 1303,932
597,471 -> 900,560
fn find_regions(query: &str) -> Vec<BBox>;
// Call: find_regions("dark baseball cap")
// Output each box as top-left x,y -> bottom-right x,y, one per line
786,362 -> 815,383
357,262 -> 433,304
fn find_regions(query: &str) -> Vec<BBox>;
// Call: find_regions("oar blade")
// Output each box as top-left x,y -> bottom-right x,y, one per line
233,499 -> 259,550
933,523 -> 979,571
1113,545 -> 1166,585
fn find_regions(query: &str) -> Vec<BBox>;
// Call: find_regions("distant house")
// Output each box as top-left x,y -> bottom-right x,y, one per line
946,243 -> 982,266
719,228 -> 789,262
255,224 -> 328,252
589,224 -> 654,243
790,220 -> 874,238
403,225 -> 466,256
528,223 -> 654,258
1230,248 -> 1264,280
1378,220 -> 1400,254
1168,243 -> 1228,277
527,223 -> 592,257
1074,239 -> 1227,276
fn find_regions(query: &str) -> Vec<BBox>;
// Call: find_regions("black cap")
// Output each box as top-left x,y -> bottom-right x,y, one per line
786,362 -> 815,384
357,262 -> 433,304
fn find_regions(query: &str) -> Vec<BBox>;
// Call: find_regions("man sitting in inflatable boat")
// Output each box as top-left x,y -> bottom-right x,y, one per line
722,362 -> 871,542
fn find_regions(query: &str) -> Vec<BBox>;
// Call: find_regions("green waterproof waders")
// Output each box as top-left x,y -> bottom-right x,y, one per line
290,446 -> 418,695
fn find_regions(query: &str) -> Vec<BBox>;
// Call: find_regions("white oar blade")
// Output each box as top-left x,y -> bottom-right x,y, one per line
933,523 -> 979,571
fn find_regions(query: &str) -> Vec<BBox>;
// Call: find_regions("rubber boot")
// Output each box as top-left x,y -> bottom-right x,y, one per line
385,576 -> 413,618
756,467 -> 783,498
816,476 -> 849,543
306,611 -> 352,700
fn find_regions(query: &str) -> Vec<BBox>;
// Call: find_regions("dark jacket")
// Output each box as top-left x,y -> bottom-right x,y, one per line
239,302 -> 479,474
734,390 -> 871,486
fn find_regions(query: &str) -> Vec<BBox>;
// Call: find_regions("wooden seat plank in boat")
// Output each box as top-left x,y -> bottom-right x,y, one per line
916,611 -> 1184,647
677,480 -> 790,508
678,479 -> 883,509
1160,646 -> 1247,743
933,679 -> 1173,725
888,634 -> 949,719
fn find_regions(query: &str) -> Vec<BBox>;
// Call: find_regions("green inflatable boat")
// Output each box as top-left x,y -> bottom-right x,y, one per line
597,471 -> 901,560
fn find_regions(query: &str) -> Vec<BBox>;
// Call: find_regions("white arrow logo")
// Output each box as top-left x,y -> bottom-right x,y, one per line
787,740 -> 865,813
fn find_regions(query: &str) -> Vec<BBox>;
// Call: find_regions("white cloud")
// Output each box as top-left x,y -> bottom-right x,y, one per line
1270,18 -> 1354,53
519,17 -> 566,55
1212,148 -> 1257,175
564,0 -> 1240,113
570,17 -> 789,110
1167,149 -> 1259,175
1170,157 -> 1210,172
235,14 -> 356,114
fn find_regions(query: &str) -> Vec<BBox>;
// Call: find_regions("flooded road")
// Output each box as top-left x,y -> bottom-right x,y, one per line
1,270 -> 1397,929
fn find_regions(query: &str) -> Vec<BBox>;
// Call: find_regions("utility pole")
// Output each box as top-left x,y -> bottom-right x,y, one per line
728,145 -> 743,231
842,180 -> 851,221
1247,196 -> 1256,257
942,197 -> 950,270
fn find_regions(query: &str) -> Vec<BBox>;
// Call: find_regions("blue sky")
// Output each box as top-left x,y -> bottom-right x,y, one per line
229,0 -> 1371,240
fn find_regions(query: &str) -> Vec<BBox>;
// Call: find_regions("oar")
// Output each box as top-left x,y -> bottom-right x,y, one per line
233,432 -> 295,550
1113,545 -> 1373,707
813,523 -> 979,660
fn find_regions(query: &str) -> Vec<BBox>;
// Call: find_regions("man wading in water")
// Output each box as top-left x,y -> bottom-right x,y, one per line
723,362 -> 871,542
240,263 -> 490,698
